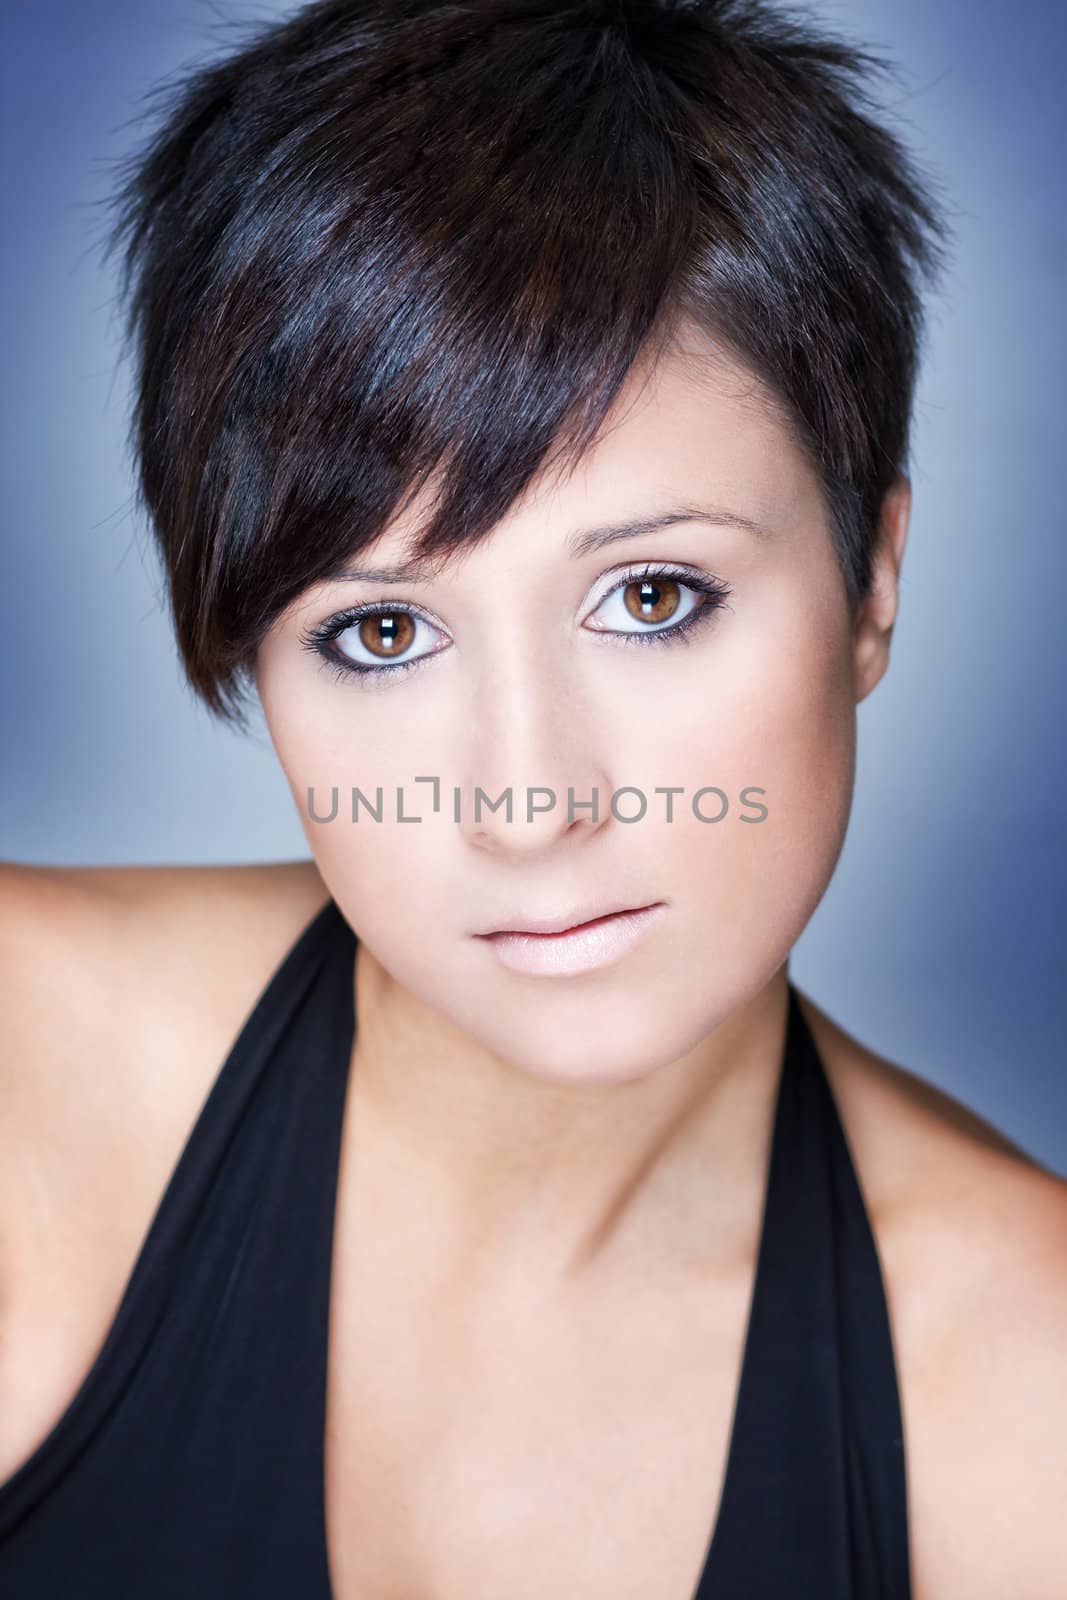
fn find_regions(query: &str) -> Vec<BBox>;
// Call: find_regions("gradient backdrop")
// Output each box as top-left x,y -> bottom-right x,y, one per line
2,0 -> 1064,1172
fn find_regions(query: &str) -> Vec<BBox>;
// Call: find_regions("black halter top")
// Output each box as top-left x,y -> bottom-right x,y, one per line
0,897 -> 911,1597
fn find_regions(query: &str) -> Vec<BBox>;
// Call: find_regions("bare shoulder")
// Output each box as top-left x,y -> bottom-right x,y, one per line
0,855 -> 331,1052
796,988 -> 1067,1599
0,851 -> 332,1188
0,853 -> 330,961
0,856 -> 332,1486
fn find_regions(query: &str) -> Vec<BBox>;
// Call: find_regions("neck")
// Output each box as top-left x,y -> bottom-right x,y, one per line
346,946 -> 791,1296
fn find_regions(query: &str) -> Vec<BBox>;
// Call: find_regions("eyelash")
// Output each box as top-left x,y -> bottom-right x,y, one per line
299,562 -> 734,686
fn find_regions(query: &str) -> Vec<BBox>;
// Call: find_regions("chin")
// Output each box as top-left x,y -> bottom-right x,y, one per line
470,998 -> 708,1089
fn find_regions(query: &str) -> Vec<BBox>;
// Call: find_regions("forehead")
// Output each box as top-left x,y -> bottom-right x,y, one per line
365,320 -> 826,574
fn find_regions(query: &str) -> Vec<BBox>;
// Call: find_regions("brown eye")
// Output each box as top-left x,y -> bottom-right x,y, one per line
358,611 -> 416,659
313,604 -> 448,680
585,568 -> 727,643
622,577 -> 681,624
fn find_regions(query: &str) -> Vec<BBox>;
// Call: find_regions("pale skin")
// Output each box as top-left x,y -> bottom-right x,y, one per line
1,324 -> 1065,1597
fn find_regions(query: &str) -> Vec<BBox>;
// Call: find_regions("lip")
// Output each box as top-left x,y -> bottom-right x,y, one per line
475,898 -> 663,937
474,901 -> 667,977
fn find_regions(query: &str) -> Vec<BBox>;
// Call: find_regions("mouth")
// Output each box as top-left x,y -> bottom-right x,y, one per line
475,900 -> 663,938
474,901 -> 668,977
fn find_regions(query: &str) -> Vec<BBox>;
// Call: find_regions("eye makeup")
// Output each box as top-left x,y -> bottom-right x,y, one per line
298,560 -> 733,686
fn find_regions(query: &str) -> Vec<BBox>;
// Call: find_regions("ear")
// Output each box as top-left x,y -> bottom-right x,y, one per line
853,475 -> 911,704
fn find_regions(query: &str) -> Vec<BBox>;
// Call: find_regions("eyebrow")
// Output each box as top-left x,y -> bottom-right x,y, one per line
566,504 -> 774,559
331,504 -> 773,583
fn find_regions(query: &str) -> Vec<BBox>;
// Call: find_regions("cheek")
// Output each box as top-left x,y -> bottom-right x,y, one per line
634,582 -> 856,1007
258,658 -> 463,936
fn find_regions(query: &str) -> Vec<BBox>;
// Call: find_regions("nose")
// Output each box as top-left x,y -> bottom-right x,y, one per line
458,659 -> 614,859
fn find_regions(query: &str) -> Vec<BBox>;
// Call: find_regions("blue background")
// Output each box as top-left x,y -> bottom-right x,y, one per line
2,1 -> 1064,1171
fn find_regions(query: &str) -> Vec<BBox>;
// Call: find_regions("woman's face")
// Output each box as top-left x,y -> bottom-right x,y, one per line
256,325 -> 905,1085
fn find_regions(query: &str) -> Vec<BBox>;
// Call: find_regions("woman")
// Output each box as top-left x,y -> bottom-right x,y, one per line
1,0 -> 1064,1595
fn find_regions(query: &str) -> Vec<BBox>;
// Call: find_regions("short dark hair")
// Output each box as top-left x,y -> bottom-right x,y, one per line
106,0 -> 950,727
